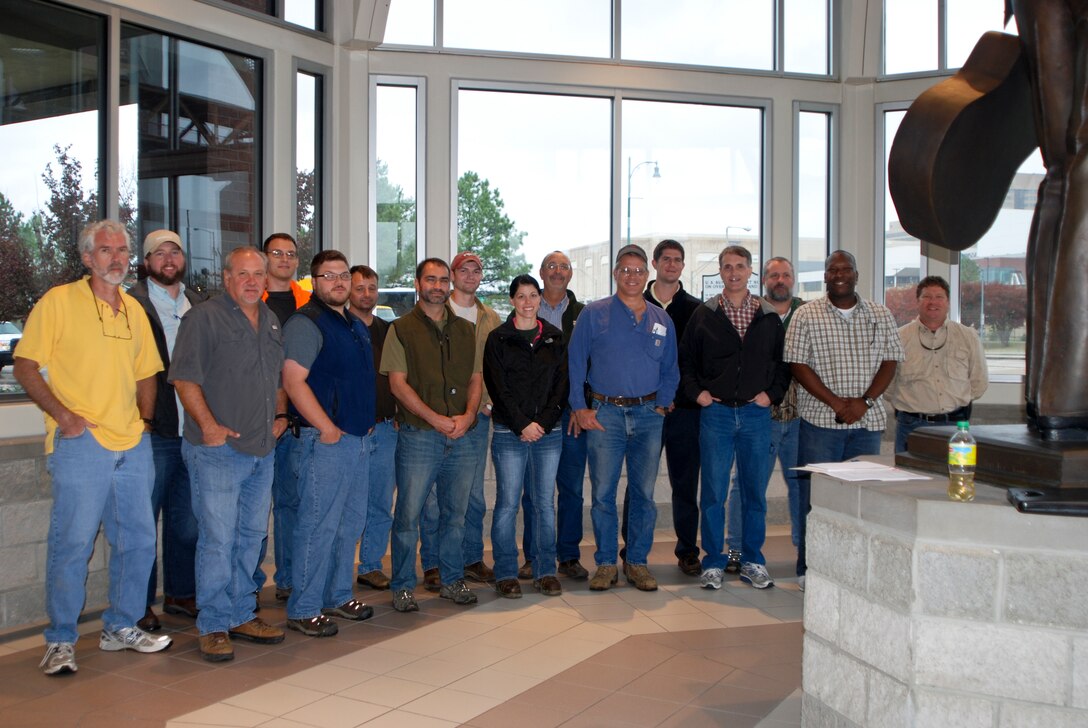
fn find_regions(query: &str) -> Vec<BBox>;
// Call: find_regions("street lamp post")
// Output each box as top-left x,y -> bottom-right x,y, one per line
626,157 -> 661,247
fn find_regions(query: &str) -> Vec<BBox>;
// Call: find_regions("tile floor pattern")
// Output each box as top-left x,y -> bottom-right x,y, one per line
0,530 -> 803,727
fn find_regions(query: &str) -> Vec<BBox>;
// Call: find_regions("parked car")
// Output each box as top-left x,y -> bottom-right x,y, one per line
0,321 -> 22,370
374,305 -> 396,322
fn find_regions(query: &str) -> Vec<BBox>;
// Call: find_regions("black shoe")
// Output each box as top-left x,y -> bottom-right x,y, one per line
677,554 -> 702,576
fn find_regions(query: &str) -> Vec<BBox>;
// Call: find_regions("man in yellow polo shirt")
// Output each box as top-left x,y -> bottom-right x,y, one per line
14,219 -> 172,676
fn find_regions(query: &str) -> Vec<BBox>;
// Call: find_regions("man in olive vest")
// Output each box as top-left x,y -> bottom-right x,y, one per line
380,258 -> 483,613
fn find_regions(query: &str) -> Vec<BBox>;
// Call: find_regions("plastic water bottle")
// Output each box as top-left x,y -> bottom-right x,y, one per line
947,421 -> 976,502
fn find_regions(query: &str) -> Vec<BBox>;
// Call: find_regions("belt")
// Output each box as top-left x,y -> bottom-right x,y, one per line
897,404 -> 972,423
591,391 -> 657,407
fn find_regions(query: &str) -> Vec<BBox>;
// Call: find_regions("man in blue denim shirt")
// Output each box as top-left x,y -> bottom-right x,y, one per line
567,244 -> 679,592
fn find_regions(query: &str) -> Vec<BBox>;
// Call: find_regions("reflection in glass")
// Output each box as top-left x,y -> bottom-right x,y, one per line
375,85 -> 419,292
121,26 -> 261,295
382,0 -> 436,46
784,0 -> 829,74
623,0 -> 774,70
797,111 -> 830,300
622,99 -> 763,302
0,0 -> 103,342
457,90 -> 610,306
884,0 -> 938,75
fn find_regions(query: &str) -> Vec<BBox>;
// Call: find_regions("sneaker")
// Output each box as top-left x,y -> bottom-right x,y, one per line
589,565 -> 619,591
495,578 -> 522,599
423,567 -> 441,592
322,599 -> 374,621
99,627 -> 172,653
558,559 -> 589,580
40,642 -> 77,675
678,553 -> 702,577
623,563 -> 659,591
463,560 -> 494,584
357,570 -> 391,590
229,617 -> 285,644
533,575 -> 563,596
739,562 -> 775,589
517,560 -> 533,580
199,632 -> 234,662
725,549 -> 742,574
700,567 -> 724,590
286,614 -> 339,637
275,586 -> 292,601
798,575 -> 806,592
439,579 -> 478,605
392,588 -> 419,613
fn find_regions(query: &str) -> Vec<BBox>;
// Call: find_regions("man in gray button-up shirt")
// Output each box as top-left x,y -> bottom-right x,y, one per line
169,246 -> 288,663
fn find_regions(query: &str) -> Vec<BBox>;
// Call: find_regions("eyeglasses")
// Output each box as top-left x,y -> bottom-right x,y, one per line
89,280 -> 132,340
617,266 -> 647,277
268,249 -> 298,259
316,272 -> 352,282
545,262 -> 572,272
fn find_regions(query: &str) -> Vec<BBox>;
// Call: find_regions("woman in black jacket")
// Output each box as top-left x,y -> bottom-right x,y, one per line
483,274 -> 569,598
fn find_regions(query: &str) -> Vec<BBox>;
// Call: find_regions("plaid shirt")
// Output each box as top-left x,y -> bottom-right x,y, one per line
783,295 -> 904,430
719,292 -> 758,339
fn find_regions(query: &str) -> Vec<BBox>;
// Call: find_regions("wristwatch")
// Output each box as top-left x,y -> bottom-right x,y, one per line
862,396 -> 876,409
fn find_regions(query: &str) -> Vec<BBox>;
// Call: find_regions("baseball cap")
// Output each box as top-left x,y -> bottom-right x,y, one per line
143,229 -> 182,258
615,244 -> 648,265
451,251 -> 484,271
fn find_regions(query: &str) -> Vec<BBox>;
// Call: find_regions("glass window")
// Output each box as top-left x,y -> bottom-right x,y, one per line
296,71 -> 321,265
882,109 -> 920,325
457,89 -> 610,306
957,152 -> 1038,378
218,0 -> 321,30
121,26 -> 262,296
0,0 -> 104,396
622,99 -> 764,302
445,0 -> 610,57
374,84 -> 420,295
947,0 -> 1013,69
622,0 -> 774,71
884,0 -> 938,75
382,0 -> 435,46
796,110 -> 831,300
784,0 -> 829,74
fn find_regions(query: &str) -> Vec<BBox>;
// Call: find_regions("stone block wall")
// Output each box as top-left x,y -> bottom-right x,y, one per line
801,467 -> 1088,727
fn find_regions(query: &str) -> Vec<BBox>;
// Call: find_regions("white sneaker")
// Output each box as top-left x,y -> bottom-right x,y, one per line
40,642 -> 77,675
99,627 -> 172,653
739,562 -> 774,589
798,575 -> 806,592
700,567 -> 724,590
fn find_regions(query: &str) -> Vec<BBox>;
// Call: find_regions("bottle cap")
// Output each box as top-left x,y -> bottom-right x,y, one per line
956,420 -> 969,427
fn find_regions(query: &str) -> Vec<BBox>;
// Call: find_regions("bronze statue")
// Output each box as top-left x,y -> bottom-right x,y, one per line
890,1 -> 1088,439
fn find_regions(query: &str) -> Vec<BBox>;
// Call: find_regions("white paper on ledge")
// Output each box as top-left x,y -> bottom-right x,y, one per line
792,460 -> 932,482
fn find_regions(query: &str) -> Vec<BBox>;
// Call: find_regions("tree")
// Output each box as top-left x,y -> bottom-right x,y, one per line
296,168 -> 316,267
0,193 -> 38,321
39,144 -> 98,289
960,281 -> 1027,346
884,285 -> 918,327
456,171 -> 530,296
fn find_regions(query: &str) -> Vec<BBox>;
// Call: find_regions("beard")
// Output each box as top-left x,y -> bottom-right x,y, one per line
767,284 -> 792,303
150,263 -> 186,287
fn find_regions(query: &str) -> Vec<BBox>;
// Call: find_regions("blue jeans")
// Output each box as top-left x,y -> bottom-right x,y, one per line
585,401 -> 664,566
726,417 -> 802,551
184,441 -> 274,635
288,429 -> 370,619
796,420 -> 882,576
491,426 -> 561,581
421,413 -> 489,568
391,424 -> 476,591
523,409 -> 587,562
359,420 -> 396,574
147,434 -> 197,606
45,431 -> 155,644
700,403 -> 773,569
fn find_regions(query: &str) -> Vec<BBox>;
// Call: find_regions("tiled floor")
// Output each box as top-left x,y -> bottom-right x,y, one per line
0,530 -> 803,727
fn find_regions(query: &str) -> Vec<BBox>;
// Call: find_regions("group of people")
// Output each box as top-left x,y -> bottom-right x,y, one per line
16,218 -> 988,676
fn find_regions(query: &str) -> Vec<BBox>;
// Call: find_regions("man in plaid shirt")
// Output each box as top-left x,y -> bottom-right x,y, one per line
784,250 -> 903,589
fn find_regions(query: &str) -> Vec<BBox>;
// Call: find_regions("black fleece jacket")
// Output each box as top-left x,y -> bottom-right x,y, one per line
483,317 -> 570,435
